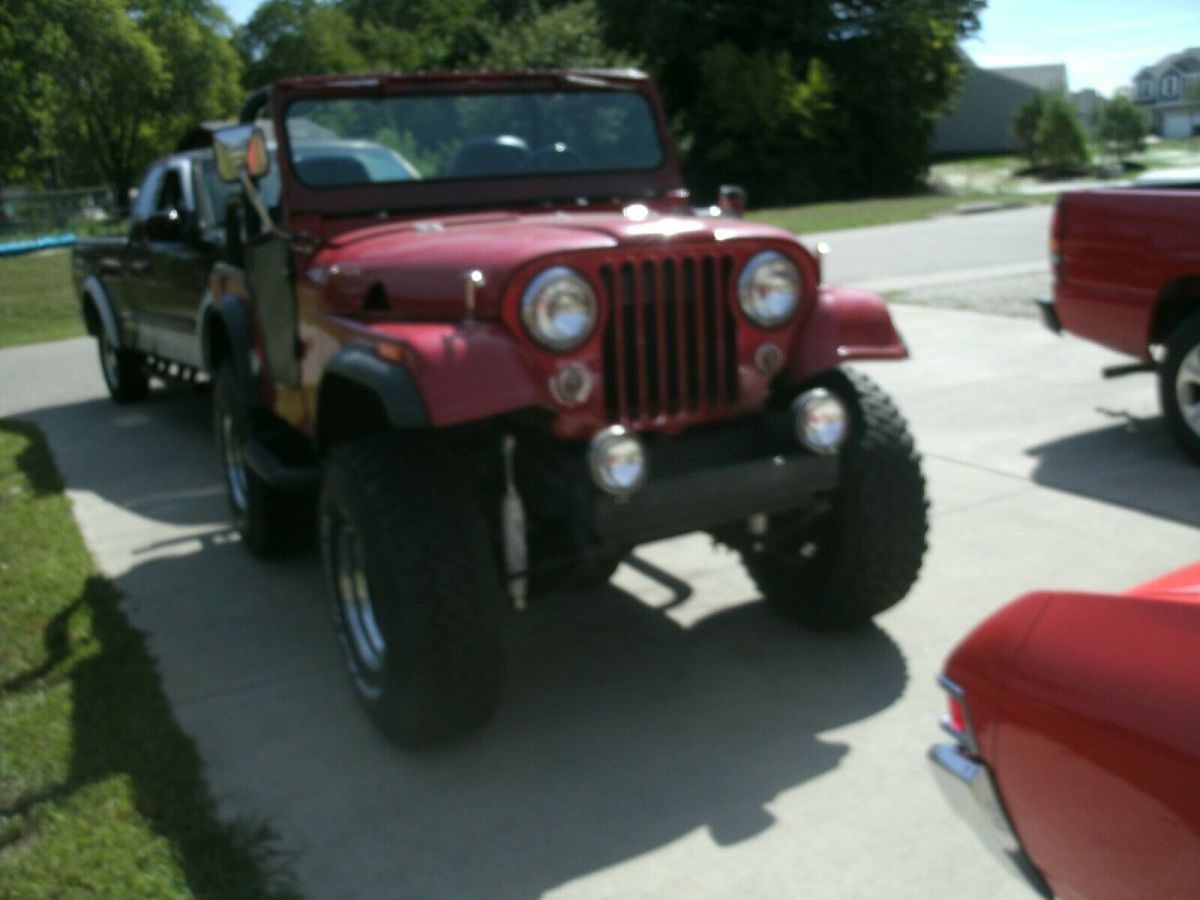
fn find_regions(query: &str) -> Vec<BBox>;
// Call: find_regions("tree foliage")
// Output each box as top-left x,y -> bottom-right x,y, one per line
1096,95 -> 1147,161
1034,96 -> 1089,171
3,0 -> 987,206
1012,93 -> 1046,167
1,0 -> 242,202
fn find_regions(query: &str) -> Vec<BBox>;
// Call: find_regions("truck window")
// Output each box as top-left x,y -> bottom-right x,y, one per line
131,164 -> 166,227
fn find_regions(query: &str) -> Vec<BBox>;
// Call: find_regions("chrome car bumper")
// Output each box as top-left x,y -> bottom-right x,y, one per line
928,743 -> 1052,898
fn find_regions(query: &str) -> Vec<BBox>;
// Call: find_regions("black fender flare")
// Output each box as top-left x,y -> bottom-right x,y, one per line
319,345 -> 430,439
81,275 -> 121,347
202,295 -> 261,406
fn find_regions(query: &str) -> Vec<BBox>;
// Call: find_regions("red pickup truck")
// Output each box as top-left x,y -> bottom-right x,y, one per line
1040,188 -> 1200,460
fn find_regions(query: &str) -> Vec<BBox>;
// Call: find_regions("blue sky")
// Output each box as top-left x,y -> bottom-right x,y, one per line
966,0 -> 1200,94
218,0 -> 1199,96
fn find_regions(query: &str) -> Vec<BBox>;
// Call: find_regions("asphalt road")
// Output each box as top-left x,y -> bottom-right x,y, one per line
3,208 -> 1195,899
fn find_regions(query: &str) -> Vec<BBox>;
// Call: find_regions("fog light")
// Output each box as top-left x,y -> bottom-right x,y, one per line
588,426 -> 647,496
755,342 -> 783,375
551,363 -> 593,406
793,388 -> 849,454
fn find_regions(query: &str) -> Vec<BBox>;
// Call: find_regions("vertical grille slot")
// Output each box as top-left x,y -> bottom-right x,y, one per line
601,252 -> 739,424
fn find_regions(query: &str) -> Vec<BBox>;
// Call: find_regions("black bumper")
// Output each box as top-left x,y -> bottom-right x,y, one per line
586,414 -> 838,547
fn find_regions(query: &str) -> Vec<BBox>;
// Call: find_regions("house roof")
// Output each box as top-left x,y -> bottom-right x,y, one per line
1133,47 -> 1200,81
991,64 -> 1067,94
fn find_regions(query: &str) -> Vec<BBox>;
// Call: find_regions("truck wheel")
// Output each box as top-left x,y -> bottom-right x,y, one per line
320,435 -> 504,746
213,363 -> 308,557
97,330 -> 149,403
741,368 -> 928,630
1160,312 -> 1200,464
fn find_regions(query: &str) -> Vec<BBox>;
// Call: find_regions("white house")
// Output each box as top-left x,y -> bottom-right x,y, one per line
1133,48 -> 1200,138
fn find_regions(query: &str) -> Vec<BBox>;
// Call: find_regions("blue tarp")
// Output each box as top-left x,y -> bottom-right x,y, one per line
0,234 -> 77,257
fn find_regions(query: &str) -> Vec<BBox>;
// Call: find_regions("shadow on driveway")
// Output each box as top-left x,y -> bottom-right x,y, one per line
1025,406 -> 1200,529
11,389 -> 911,898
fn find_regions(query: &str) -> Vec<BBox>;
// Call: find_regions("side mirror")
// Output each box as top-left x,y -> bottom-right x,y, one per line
214,124 -> 270,183
145,208 -> 186,241
718,185 -> 746,218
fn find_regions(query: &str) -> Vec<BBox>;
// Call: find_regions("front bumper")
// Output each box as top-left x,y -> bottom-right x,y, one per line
581,410 -> 839,547
928,743 -> 1052,898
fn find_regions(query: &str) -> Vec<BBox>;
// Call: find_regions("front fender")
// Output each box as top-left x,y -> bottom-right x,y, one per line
788,286 -> 907,381
351,321 -> 550,428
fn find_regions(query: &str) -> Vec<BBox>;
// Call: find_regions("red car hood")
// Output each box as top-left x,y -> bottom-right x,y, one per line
311,210 -> 799,318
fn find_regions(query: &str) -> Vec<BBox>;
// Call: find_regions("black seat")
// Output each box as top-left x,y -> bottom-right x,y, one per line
295,156 -> 371,187
449,136 -> 530,177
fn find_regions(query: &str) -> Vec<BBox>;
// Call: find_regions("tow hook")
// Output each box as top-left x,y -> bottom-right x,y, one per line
501,435 -> 528,610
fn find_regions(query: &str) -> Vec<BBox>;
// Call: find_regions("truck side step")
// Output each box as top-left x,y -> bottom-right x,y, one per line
243,438 -> 320,491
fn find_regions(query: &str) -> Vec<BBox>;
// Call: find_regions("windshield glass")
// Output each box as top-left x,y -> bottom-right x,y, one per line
284,90 -> 665,188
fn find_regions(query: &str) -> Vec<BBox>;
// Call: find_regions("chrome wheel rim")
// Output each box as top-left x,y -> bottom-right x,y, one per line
335,522 -> 385,678
99,332 -> 119,388
1175,345 -> 1200,437
220,410 -> 249,513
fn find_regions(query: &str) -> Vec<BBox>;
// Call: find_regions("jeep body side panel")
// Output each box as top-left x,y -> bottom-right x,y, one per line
1053,189 -> 1200,359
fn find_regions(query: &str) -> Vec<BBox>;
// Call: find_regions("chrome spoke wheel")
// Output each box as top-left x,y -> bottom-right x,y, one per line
335,521 -> 386,683
220,410 -> 249,514
1175,345 -> 1200,437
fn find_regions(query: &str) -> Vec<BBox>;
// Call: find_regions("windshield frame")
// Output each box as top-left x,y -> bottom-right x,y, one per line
265,70 -> 686,218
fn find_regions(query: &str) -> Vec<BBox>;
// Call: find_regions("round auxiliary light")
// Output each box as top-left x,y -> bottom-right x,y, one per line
738,251 -> 801,328
792,388 -> 850,455
550,363 -> 593,406
588,426 -> 648,497
521,266 -> 597,351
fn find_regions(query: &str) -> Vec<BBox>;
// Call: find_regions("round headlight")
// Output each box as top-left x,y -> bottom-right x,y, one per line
588,426 -> 648,496
738,251 -> 801,328
521,267 -> 597,351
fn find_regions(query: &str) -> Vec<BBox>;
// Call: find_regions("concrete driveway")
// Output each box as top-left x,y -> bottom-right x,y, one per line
2,295 -> 1195,899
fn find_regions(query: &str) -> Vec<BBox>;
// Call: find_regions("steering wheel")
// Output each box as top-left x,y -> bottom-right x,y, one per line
521,142 -> 587,173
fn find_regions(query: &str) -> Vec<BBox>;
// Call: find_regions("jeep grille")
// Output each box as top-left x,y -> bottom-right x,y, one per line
600,253 -> 740,425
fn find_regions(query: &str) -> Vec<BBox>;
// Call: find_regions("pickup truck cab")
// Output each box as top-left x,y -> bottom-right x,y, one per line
72,144 -> 236,398
1041,187 -> 1200,461
76,69 -> 928,746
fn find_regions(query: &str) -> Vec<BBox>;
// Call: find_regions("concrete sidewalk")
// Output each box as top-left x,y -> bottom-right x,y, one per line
1,303 -> 1196,899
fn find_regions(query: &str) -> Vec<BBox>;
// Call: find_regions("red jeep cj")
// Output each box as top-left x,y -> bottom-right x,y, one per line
198,69 -> 927,745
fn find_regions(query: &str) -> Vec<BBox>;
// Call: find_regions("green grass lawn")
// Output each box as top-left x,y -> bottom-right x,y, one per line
0,421 -> 293,899
0,251 -> 85,349
750,192 -> 1042,234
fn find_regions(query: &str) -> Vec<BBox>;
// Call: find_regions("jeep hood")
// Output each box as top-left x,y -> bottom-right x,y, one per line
313,210 -> 798,319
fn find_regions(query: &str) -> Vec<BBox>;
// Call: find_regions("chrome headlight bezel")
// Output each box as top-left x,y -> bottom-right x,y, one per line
520,266 -> 598,351
737,251 -> 801,329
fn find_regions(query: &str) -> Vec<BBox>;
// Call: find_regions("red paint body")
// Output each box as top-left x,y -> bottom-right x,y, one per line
1053,189 -> 1200,358
227,70 -> 906,437
944,563 -> 1200,900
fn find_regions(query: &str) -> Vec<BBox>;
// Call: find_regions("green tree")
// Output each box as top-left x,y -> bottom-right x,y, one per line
475,1 -> 637,70
237,0 -> 365,86
596,0 -> 984,202
1096,95 -> 1147,162
1,0 -> 242,203
1182,78 -> 1200,147
1035,95 -> 1089,171
1012,92 -> 1046,167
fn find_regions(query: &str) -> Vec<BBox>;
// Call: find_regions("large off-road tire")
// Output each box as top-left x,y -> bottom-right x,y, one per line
1159,312 -> 1200,464
320,435 -> 504,746
97,330 -> 149,403
213,363 -> 309,557
741,367 -> 928,630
